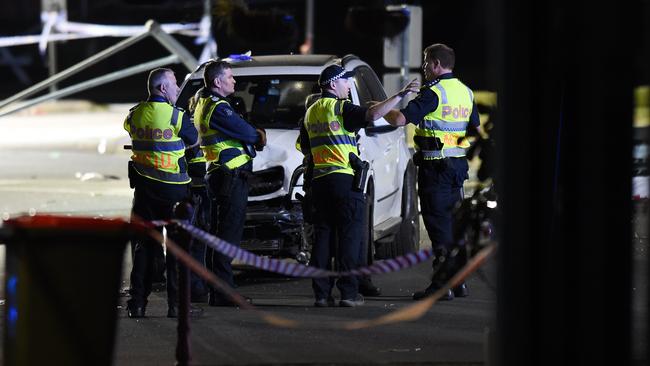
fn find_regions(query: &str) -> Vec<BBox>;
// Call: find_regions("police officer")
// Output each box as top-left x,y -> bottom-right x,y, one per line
124,68 -> 199,318
300,64 -> 418,307
194,60 -> 266,306
298,92 -> 381,297
385,43 -> 481,301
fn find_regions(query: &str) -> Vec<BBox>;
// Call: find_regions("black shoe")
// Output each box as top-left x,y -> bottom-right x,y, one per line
453,283 -> 469,298
412,284 -> 454,301
167,305 -> 177,318
359,278 -> 382,297
314,296 -> 336,307
167,304 -> 204,318
208,294 -> 253,307
339,294 -> 365,307
127,306 -> 146,318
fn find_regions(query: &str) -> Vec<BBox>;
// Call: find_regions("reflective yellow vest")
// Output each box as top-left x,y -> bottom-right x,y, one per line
193,96 -> 252,172
304,97 -> 358,179
124,101 -> 190,184
414,78 -> 474,159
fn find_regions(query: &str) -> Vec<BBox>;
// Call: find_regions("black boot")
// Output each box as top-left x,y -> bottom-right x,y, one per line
453,282 -> 469,297
358,275 -> 381,296
412,284 -> 454,301
126,299 -> 146,318
413,247 -> 456,301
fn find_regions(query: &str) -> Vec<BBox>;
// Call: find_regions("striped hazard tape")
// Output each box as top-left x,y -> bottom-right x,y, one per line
177,221 -> 434,277
134,218 -> 497,329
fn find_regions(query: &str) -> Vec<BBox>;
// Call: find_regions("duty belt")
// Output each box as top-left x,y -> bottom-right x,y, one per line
313,165 -> 346,177
420,147 -> 466,159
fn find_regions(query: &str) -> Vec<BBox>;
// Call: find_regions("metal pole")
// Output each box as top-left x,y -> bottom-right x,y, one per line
0,30 -> 152,110
147,20 -> 198,72
304,0 -> 314,54
0,55 -> 179,117
173,201 -> 194,366
47,41 -> 57,94
399,6 -> 410,109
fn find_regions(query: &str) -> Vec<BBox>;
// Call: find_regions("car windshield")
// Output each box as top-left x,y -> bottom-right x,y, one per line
177,74 -> 320,130
232,75 -> 320,129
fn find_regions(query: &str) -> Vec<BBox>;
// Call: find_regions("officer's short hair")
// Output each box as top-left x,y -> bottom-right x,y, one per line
424,44 -> 455,70
148,68 -> 173,95
203,60 -> 232,88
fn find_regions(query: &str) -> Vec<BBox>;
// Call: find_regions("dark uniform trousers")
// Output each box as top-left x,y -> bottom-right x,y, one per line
418,157 -> 468,288
128,178 -> 189,308
310,173 -> 364,300
417,157 -> 469,251
206,166 -> 249,301
189,184 -> 210,296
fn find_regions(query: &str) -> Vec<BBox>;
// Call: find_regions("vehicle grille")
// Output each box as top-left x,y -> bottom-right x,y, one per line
241,238 -> 282,251
248,166 -> 284,196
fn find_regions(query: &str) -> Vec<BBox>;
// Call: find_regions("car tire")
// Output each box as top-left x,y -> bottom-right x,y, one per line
394,161 -> 420,255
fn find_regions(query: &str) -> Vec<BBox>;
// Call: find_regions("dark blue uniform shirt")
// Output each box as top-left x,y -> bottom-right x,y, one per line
400,73 -> 480,132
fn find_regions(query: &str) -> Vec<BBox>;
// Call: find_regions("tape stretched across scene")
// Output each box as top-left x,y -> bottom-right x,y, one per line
176,221 -> 434,278
138,218 -> 497,329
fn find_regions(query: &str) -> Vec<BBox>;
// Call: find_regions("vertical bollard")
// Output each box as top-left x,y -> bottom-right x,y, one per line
173,201 -> 193,366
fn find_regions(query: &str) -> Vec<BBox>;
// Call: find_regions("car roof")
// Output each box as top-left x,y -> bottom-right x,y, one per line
185,54 -> 363,80
231,54 -> 339,68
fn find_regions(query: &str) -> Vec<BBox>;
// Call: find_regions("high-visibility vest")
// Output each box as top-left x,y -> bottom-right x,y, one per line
414,78 -> 474,159
304,97 -> 358,179
124,101 -> 190,184
193,96 -> 252,172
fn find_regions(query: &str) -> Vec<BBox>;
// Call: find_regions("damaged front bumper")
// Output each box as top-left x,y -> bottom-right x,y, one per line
241,164 -> 311,263
240,198 -> 311,263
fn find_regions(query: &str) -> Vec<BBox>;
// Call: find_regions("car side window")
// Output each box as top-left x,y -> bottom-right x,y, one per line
358,65 -> 387,101
355,65 -> 395,131
177,78 -> 204,111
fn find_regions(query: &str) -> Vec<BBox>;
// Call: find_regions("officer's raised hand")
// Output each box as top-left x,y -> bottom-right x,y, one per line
399,78 -> 421,97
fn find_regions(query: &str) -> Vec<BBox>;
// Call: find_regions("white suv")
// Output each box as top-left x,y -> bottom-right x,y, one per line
177,54 -> 419,263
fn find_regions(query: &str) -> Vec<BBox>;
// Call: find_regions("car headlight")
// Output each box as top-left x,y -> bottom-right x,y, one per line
248,166 -> 284,196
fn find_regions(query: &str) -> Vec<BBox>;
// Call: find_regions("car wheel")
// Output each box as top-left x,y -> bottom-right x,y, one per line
360,181 -> 375,266
394,161 -> 420,255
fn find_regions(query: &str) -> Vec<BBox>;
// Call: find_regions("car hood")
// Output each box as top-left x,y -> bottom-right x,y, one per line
250,128 -> 303,201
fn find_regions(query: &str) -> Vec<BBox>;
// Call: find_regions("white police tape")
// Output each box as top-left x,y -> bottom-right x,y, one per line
176,221 -> 434,278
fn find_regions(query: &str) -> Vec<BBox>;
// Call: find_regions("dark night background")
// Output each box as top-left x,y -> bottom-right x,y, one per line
0,0 -> 492,103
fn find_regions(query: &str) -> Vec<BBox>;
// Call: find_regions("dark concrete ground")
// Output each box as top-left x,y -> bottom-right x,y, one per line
112,251 -> 497,366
